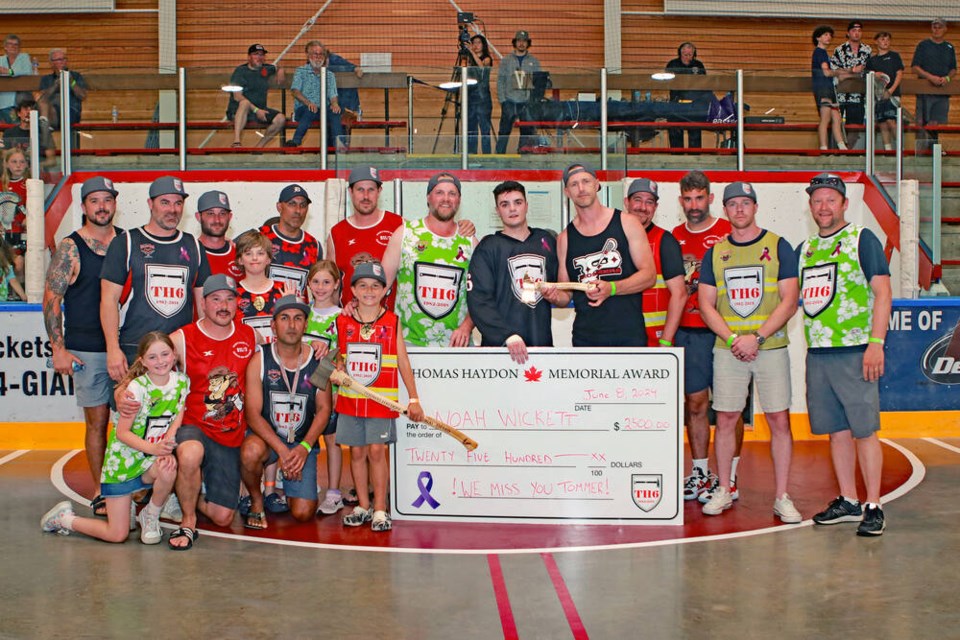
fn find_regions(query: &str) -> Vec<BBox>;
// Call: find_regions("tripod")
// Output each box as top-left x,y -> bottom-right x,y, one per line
431,43 -> 474,154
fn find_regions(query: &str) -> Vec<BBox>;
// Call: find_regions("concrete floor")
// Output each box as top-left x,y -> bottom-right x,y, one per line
3,438 -> 959,639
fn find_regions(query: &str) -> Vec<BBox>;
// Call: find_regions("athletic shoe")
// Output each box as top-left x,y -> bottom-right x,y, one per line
702,486 -> 733,515
683,468 -> 712,501
856,505 -> 885,536
342,506 -> 373,527
371,510 -> 392,532
698,479 -> 740,504
238,495 -> 252,517
264,493 -> 289,514
160,494 -> 182,523
773,494 -> 802,524
343,488 -> 360,505
812,496 -> 863,525
137,507 -> 163,545
317,490 -> 344,516
41,501 -> 74,535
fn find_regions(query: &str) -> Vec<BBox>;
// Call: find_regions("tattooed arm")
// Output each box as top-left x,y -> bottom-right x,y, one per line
43,237 -> 84,375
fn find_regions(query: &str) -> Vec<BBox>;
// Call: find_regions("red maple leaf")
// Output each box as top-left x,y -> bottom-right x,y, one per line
524,366 -> 543,382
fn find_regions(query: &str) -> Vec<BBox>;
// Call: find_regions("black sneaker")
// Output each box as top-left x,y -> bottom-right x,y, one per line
857,505 -> 885,536
813,496 -> 863,525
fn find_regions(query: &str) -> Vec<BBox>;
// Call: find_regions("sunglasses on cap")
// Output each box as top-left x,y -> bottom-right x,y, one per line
810,175 -> 843,188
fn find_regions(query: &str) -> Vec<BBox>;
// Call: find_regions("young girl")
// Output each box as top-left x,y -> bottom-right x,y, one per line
0,237 -> 26,301
41,332 -> 189,544
811,26 -> 849,151
304,260 -> 349,515
235,229 -> 291,345
0,148 -> 27,284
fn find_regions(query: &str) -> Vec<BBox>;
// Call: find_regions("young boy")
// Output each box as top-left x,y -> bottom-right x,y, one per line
234,229 -> 291,345
336,260 -> 424,532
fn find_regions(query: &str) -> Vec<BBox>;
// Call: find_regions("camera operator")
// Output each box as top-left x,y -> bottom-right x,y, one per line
461,34 -> 493,154
496,30 -> 540,154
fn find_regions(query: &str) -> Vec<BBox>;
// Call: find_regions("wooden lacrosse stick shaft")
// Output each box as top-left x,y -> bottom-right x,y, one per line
520,273 -> 598,293
329,370 -> 479,451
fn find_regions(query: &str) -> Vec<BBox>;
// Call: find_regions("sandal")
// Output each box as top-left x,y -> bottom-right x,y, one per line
231,141 -> 243,148
90,494 -> 107,517
244,511 -> 268,530
264,493 -> 289,514
168,526 -> 198,551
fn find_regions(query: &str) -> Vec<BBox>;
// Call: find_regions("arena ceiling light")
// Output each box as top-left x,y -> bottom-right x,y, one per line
651,72 -> 675,81
221,84 -> 244,93
438,79 -> 478,90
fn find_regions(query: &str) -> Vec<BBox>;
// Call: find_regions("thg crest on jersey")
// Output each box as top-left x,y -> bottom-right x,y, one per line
724,265 -> 764,318
143,415 -> 174,444
572,238 -> 623,281
414,262 -> 463,319
800,263 -> 837,318
346,343 -> 382,386
270,391 -> 306,440
144,264 -> 188,318
268,264 -> 307,294
509,253 -> 547,307
631,474 -> 662,512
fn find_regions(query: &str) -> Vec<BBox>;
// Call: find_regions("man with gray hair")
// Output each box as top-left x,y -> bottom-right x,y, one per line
0,34 -> 33,124
287,40 -> 343,149
37,48 -> 87,130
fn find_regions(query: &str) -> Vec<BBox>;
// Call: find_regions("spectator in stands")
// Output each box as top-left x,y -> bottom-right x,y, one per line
37,48 -> 86,131
812,26 -> 848,151
866,32 -> 904,151
831,21 -> 871,149
287,40 -> 343,149
496,30 -> 541,154
464,35 -> 493,155
2,97 -> 56,167
321,43 -> 362,147
912,17 -> 957,148
665,42 -> 709,149
0,35 -> 33,124
226,44 -> 286,149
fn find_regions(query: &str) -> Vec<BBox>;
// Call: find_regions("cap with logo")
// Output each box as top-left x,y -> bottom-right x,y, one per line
351,260 -> 387,286
426,172 -> 461,195
272,294 -> 310,318
197,190 -> 231,212
278,184 -> 312,204
149,176 -> 188,199
627,178 -> 659,200
805,173 -> 847,197
248,44 -> 268,55
514,31 -> 530,42
722,181 -> 757,204
80,176 -> 118,200
932,17 -> 947,27
562,163 -> 598,186
202,273 -> 237,297
348,166 -> 383,187
847,20 -> 863,31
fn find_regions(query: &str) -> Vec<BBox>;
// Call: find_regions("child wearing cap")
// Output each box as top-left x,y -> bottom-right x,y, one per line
335,260 -> 425,532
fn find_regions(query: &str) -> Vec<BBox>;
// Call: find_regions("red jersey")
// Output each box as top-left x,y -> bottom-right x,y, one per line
672,217 -> 731,328
204,241 -> 244,280
259,223 -> 321,298
329,211 -> 403,308
236,279 -> 286,343
335,310 -> 400,419
643,224 -> 670,343
179,320 -> 256,447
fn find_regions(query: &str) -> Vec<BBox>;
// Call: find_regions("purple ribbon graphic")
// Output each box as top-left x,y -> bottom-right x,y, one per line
411,470 -> 440,509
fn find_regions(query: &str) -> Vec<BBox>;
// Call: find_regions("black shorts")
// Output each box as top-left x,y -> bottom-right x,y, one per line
813,86 -> 838,109
176,424 -> 241,510
226,104 -> 281,124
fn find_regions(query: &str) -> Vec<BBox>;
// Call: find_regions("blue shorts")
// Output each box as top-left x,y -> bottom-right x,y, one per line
72,350 -> 112,407
676,328 -> 715,394
266,443 -> 319,500
101,474 -> 150,497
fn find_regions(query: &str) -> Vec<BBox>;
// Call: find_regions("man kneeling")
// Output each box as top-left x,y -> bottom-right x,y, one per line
241,295 -> 332,529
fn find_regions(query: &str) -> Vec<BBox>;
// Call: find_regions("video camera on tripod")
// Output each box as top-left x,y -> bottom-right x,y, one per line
457,12 -> 474,53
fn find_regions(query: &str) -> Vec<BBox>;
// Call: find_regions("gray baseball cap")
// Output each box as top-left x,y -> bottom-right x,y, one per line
722,181 -> 758,205
348,166 -> 383,187
197,190 -> 231,212
627,178 -> 658,200
272,294 -> 310,318
149,176 -> 188,199
351,260 -> 387,285
805,173 -> 847,197
562,163 -> 597,186
202,273 -> 237,297
427,172 -> 461,195
80,176 -> 118,201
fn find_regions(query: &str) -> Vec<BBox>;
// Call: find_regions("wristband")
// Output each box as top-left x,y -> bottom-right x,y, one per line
252,106 -> 258,114
659,339 -> 673,347
946,76 -> 952,83
409,398 -> 420,404
609,282 -> 617,297
868,337 -> 885,345
726,334 -> 737,347
299,440 -> 312,453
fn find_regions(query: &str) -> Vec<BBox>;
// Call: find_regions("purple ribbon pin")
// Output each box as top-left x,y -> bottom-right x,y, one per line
411,470 -> 440,509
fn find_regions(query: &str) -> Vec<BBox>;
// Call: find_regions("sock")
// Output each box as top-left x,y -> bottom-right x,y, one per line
730,456 -> 740,484
819,145 -> 828,150
865,502 -> 880,510
144,501 -> 161,517
62,511 -> 77,530
838,141 -> 848,150
842,495 -> 860,505
884,143 -> 893,151
327,488 -> 341,496
692,458 -> 708,475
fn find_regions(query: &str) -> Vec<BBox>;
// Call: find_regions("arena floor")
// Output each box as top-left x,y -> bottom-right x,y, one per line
2,437 -> 958,638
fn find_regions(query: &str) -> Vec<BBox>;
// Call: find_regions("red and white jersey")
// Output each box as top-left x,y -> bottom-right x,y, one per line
329,210 -> 403,308
672,217 -> 731,328
204,241 -> 244,280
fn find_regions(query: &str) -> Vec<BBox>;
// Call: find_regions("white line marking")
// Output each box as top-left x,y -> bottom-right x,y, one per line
45,440 -> 928,556
0,450 -> 29,466
923,437 -> 960,456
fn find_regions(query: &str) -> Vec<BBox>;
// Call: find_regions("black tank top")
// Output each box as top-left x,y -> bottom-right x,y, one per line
259,343 -> 321,444
63,229 -> 117,352
564,209 -> 646,346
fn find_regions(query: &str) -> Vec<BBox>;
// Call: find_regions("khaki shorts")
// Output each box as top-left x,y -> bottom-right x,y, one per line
712,346 -> 791,414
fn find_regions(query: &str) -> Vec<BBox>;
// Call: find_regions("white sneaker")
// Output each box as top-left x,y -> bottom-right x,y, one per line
371,510 -> 392,532
317,490 -> 344,515
160,494 -> 183,523
41,500 -> 74,535
774,494 -> 802,524
702,486 -> 733,516
137,507 -> 163,544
